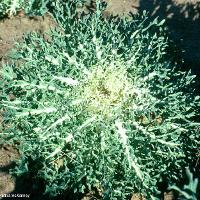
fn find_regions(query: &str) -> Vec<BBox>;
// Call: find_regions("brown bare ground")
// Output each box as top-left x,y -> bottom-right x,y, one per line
0,13 -> 56,63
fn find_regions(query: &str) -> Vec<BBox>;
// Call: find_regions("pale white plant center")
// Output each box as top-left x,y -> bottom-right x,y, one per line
79,62 -> 134,118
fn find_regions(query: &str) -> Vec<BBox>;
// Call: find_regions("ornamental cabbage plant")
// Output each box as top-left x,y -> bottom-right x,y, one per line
0,1 -> 199,199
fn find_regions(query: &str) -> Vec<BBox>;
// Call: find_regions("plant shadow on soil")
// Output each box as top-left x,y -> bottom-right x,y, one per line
138,0 -> 200,197
1,1 -> 200,199
139,0 -> 200,88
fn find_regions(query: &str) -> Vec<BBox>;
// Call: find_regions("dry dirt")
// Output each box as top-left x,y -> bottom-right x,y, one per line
0,13 -> 56,63
0,1 -> 200,199
0,145 -> 19,196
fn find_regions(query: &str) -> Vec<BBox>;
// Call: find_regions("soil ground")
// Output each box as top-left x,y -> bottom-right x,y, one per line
0,0 -> 200,199
0,13 -> 55,64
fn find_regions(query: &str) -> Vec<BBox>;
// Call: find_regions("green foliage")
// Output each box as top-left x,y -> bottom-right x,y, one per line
0,0 -> 93,18
0,0 -> 48,17
169,168 -> 199,200
0,1 -> 200,199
